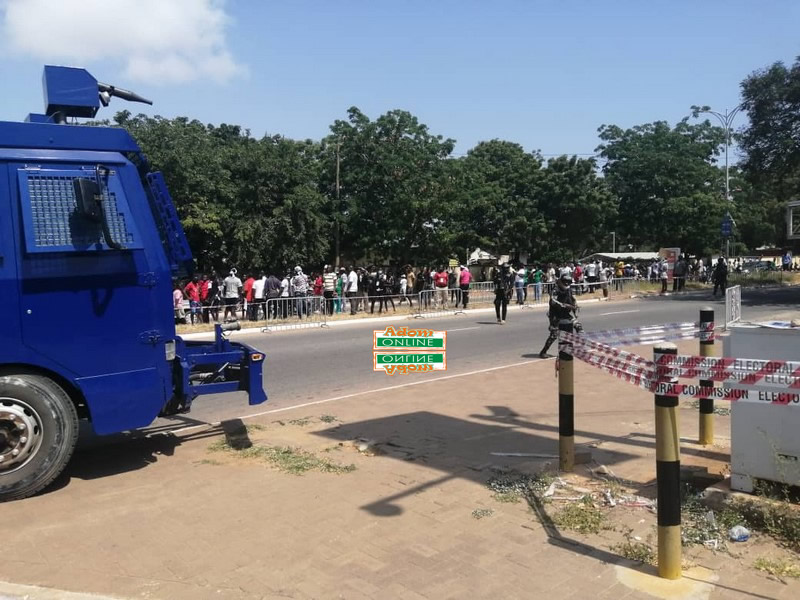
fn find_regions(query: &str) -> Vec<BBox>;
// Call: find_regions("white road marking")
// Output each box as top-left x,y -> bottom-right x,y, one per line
163,359 -> 537,435
599,309 -> 640,316
447,326 -> 481,332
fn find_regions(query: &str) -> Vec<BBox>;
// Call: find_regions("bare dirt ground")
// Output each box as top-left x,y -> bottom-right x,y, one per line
3,340 -> 799,599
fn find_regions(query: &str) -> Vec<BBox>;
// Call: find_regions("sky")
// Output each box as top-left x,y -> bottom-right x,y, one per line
1,0 -> 798,157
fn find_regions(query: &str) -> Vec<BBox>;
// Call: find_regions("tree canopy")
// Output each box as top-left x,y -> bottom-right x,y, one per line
104,55 -> 798,274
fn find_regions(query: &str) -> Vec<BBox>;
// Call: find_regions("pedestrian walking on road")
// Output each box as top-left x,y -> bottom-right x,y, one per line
712,257 -> 728,297
493,263 -> 514,323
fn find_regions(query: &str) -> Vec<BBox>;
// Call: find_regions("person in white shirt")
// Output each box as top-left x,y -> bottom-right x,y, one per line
222,269 -> 242,321
347,266 -> 360,315
585,261 -> 598,294
514,267 -> 525,305
279,272 -> 290,318
252,273 -> 266,320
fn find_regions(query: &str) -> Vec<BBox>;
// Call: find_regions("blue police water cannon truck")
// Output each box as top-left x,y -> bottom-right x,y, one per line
0,66 -> 267,501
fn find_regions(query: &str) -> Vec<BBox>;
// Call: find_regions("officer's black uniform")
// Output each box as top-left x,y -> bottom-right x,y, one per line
493,265 -> 514,322
539,278 -> 583,357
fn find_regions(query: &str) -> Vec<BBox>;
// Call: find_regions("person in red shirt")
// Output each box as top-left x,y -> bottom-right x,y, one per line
199,273 -> 211,323
183,276 -> 201,325
243,274 -> 256,320
433,265 -> 449,309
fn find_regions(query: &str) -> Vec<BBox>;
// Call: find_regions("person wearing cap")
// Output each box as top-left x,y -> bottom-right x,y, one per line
538,272 -> 583,358
291,266 -> 309,319
493,263 -> 514,323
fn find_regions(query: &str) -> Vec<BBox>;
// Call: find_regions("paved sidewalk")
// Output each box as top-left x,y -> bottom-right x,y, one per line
3,340 -> 797,599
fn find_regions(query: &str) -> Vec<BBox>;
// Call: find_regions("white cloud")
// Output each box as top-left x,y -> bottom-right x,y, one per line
1,0 -> 247,84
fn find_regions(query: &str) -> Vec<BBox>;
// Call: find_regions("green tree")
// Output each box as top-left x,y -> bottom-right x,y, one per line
738,57 -> 800,246
537,155 -> 617,261
115,111 -> 331,274
446,140 -> 545,260
322,107 -> 456,265
596,120 -> 727,255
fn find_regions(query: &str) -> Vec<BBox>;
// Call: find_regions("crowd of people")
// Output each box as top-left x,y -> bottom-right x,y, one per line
170,254 -> 751,325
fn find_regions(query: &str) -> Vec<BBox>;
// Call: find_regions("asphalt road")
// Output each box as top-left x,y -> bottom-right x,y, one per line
146,286 -> 799,434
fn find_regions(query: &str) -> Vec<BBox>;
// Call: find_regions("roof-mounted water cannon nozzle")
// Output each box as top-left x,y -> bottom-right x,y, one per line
97,82 -> 152,107
27,65 -> 154,123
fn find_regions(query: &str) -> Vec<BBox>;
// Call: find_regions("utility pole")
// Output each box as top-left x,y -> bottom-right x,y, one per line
693,105 -> 742,258
610,231 -> 616,254
335,141 -> 341,270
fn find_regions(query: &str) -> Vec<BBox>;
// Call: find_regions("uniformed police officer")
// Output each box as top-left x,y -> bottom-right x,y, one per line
539,273 -> 583,358
493,263 -> 515,324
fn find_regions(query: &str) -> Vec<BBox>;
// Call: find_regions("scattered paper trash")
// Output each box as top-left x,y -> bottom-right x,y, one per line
729,525 -> 750,542
543,482 -> 557,498
604,491 -> 616,507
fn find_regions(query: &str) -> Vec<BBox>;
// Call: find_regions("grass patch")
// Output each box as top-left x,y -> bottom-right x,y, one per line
612,539 -> 656,565
492,491 -> 523,504
472,508 -> 494,520
552,496 -> 608,534
194,458 -> 222,466
319,415 -> 338,423
288,417 -> 313,427
682,481 -> 800,551
246,423 -> 265,432
753,557 -> 800,580
486,471 -> 555,502
208,439 -> 356,475
726,498 -> 800,551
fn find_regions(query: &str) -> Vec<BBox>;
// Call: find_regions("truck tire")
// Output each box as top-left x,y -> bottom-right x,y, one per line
0,375 -> 79,502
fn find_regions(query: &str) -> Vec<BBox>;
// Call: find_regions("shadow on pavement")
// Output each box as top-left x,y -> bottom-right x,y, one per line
41,418 -> 251,498
313,408 -> 638,517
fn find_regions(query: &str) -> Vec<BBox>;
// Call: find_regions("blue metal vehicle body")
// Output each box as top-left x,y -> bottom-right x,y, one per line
0,67 -> 266,447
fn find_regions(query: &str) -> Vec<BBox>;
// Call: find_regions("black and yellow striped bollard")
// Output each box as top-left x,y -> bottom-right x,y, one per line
654,342 -> 681,580
698,307 -> 715,445
558,319 -> 574,472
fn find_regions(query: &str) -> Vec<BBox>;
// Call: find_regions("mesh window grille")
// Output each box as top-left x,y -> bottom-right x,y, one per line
24,172 -> 135,249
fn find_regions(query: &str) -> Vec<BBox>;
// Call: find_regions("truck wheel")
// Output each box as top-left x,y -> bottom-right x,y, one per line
0,375 -> 79,502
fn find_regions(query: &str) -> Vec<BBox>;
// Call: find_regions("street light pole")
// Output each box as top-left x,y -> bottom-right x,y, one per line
693,105 -> 742,258
610,231 -> 616,254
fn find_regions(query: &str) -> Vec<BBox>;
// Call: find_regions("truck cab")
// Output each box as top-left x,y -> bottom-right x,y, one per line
0,66 -> 266,501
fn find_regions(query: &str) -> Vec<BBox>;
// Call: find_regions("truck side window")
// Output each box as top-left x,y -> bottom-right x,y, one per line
17,167 -> 141,253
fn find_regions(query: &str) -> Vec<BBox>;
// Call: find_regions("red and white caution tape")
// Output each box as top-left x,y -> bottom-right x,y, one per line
654,354 -> 800,390
650,381 -> 800,406
582,322 -> 699,341
559,331 -> 654,371
571,348 -> 655,392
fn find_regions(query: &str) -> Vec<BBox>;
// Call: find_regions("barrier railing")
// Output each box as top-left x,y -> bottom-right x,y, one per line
261,297 -> 329,332
725,285 -> 742,330
413,288 -> 466,319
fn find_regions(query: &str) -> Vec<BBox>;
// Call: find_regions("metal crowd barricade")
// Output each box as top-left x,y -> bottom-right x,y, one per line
261,296 -> 329,332
725,285 -> 742,330
520,282 -> 551,308
465,282 -> 495,307
413,288 -> 466,319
